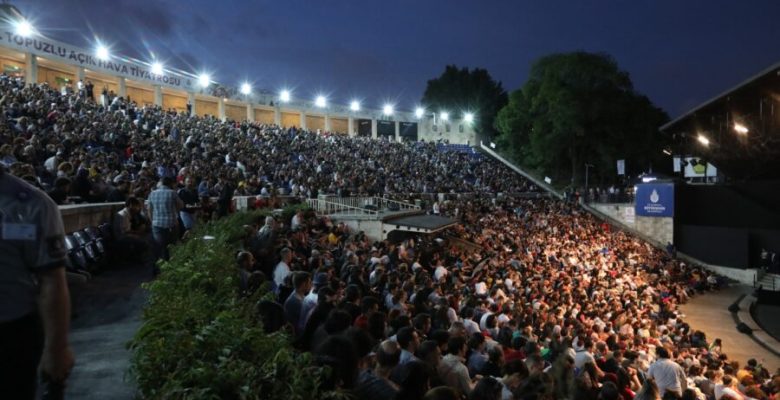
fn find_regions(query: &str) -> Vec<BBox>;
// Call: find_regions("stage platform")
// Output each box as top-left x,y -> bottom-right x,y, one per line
679,285 -> 779,371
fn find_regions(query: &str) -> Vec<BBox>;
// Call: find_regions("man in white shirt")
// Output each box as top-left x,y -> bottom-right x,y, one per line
273,248 -> 293,292
647,347 -> 687,397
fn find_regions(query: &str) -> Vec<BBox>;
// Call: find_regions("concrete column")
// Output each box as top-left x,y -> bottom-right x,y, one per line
348,117 -> 355,137
300,111 -> 307,129
218,97 -> 226,121
153,85 -> 163,106
75,67 -> 85,82
187,92 -> 196,116
371,118 -> 378,139
24,52 -> 37,86
395,120 -> 401,142
324,115 -> 331,132
274,105 -> 282,126
246,103 -> 254,122
117,77 -> 127,98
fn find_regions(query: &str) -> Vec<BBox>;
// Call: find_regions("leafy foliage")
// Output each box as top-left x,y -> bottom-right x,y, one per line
128,208 -> 332,400
422,65 -> 508,139
495,52 -> 669,186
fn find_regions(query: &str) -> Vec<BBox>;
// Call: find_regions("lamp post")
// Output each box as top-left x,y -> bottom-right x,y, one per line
584,163 -> 594,203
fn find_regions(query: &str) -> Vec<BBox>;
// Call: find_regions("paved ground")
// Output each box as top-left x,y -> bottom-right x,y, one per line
679,284 -> 780,371
62,263 -> 150,399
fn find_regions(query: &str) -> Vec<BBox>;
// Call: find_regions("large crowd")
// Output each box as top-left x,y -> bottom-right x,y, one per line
0,74 -> 536,208
3,74 -> 778,399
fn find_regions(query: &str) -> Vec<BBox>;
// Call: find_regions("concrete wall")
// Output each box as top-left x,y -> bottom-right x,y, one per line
38,65 -> 75,88
225,103 -> 244,121
336,218 -> 385,242
59,203 -> 123,234
254,108 -> 275,124
196,99 -> 218,117
417,117 -> 476,145
331,117 -> 348,134
306,115 -> 325,131
163,91 -> 188,112
126,84 -> 155,106
282,112 -> 300,128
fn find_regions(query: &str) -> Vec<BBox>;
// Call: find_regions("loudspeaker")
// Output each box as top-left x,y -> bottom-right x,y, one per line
736,322 -> 753,335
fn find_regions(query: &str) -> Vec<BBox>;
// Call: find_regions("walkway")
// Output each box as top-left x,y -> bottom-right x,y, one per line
679,284 -> 780,371
63,263 -> 149,398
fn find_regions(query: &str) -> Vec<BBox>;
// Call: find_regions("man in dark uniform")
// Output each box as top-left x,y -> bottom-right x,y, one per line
0,167 -> 74,398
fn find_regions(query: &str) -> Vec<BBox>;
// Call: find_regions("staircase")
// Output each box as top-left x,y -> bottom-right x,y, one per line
756,272 -> 780,291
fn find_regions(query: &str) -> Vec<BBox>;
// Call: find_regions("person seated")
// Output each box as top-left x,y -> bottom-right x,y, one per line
112,196 -> 151,266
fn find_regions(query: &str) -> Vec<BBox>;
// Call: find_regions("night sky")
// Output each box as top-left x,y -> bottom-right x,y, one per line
15,0 -> 780,117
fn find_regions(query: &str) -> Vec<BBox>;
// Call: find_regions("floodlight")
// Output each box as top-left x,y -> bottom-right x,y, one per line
697,134 -> 710,146
151,62 -> 164,75
280,90 -> 291,102
733,123 -> 748,134
240,82 -> 252,95
383,104 -> 394,116
350,100 -> 360,111
198,73 -> 210,88
414,107 -> 424,118
96,44 -> 110,61
15,19 -> 33,37
315,95 -> 327,108
440,112 -> 449,122
464,112 -> 474,123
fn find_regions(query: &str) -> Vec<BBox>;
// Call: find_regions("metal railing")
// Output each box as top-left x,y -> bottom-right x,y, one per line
306,196 -> 420,219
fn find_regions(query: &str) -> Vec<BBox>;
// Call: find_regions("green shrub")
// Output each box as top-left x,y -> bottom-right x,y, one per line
128,208 -> 331,400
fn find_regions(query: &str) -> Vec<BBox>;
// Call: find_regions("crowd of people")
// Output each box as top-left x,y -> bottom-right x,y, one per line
0,74 -> 536,210
242,196 -> 778,400
1,74 -> 777,399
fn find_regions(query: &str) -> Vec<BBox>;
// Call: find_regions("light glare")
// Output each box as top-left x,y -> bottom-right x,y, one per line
464,112 -> 474,123
151,62 -> 164,75
15,20 -> 33,37
315,95 -> 327,108
96,44 -> 110,61
280,90 -> 291,102
697,134 -> 710,146
383,104 -> 394,116
440,112 -> 449,122
350,100 -> 360,111
198,73 -> 210,88
734,123 -> 748,134
240,82 -> 252,95
415,107 -> 424,118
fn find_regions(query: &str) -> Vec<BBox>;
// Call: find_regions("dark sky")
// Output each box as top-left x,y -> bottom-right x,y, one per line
15,0 -> 780,117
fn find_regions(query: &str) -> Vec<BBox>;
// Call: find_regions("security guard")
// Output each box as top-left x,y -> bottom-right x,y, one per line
0,166 -> 74,398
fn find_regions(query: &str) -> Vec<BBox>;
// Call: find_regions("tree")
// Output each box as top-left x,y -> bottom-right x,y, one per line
422,65 -> 508,139
495,52 -> 669,187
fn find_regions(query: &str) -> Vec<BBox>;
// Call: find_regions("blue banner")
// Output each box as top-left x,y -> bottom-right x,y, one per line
635,183 -> 674,217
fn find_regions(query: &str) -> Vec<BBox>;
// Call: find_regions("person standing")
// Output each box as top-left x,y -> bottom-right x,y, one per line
0,167 -> 74,399
177,177 -> 200,233
647,346 -> 687,398
147,176 -> 183,265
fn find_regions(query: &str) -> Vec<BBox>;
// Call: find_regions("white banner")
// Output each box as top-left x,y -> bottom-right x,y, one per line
616,159 -> 625,175
1,31 -> 195,91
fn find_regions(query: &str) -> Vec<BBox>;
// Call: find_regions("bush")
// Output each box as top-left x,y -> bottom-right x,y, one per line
128,208 -> 331,400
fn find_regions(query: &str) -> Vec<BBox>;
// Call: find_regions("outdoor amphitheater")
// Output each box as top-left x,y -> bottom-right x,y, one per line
0,3 -> 778,400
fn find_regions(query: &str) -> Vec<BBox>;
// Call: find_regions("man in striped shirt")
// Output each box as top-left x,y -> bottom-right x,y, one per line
148,176 -> 183,265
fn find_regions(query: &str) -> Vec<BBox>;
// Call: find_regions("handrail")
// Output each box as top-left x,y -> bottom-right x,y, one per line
479,141 -> 564,199
306,196 -> 422,219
